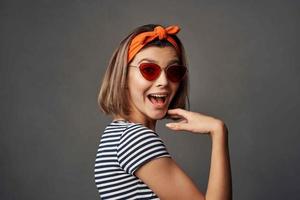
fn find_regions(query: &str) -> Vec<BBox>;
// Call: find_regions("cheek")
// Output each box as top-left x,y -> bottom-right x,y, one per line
168,83 -> 180,104
128,72 -> 151,99
170,82 -> 180,96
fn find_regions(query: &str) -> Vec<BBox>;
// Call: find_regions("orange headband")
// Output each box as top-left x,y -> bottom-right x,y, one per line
127,25 -> 181,63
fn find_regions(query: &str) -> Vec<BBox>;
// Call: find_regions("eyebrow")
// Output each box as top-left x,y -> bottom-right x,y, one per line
138,58 -> 180,65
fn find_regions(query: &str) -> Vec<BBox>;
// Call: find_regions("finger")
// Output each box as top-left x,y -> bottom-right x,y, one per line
166,113 -> 182,120
167,108 -> 190,119
178,119 -> 188,123
165,122 -> 190,131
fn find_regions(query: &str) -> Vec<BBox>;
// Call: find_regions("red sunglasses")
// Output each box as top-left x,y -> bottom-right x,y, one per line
129,62 -> 187,82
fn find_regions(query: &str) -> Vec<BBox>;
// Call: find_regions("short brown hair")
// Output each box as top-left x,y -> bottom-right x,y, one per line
97,24 -> 189,119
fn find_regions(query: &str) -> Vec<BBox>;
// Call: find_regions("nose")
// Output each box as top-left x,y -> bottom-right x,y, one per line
155,69 -> 168,87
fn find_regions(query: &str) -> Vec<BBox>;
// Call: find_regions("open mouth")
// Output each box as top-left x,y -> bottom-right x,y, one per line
147,94 -> 168,106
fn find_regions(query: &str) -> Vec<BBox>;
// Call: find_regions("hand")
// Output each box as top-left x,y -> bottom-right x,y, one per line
165,108 -> 226,136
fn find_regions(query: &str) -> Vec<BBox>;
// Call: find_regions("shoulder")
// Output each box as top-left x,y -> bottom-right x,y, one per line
117,123 -> 171,175
118,123 -> 165,149
121,122 -> 158,138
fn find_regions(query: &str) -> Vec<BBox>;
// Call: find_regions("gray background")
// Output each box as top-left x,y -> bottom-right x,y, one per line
1,0 -> 299,199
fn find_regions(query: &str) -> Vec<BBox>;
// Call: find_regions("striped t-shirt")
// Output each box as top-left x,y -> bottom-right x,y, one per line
94,120 -> 171,200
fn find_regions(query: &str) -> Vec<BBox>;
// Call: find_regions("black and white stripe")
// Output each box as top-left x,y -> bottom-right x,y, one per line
94,121 -> 171,200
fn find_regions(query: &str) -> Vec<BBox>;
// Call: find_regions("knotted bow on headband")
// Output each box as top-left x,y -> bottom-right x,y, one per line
127,25 -> 180,63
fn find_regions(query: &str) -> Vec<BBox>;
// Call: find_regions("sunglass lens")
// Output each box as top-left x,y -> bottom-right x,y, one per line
167,65 -> 187,82
139,63 -> 161,81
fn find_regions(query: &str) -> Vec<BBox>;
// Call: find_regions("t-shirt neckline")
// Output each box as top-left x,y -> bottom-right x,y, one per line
112,119 -> 143,125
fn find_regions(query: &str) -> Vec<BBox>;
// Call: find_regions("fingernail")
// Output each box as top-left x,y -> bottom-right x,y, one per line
166,123 -> 174,128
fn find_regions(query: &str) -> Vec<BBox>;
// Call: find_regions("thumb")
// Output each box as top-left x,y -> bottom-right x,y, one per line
165,122 -> 189,131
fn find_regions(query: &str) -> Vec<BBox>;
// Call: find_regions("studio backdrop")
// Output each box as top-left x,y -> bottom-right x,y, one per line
1,0 -> 299,199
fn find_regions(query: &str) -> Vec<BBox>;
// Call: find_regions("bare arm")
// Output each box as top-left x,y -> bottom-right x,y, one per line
135,108 -> 232,200
135,157 -> 205,200
206,122 -> 232,200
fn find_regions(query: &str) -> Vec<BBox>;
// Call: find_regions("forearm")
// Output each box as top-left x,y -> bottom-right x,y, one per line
165,109 -> 233,199
205,123 -> 232,200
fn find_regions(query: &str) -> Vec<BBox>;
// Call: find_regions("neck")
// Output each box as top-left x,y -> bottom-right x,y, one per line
143,119 -> 156,131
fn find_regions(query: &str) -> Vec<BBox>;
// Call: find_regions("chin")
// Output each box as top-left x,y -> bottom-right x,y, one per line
149,110 -> 167,120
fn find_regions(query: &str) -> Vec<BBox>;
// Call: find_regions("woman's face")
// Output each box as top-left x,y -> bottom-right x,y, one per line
127,46 -> 180,122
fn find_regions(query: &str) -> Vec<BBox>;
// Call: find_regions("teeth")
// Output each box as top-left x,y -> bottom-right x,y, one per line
149,94 -> 167,98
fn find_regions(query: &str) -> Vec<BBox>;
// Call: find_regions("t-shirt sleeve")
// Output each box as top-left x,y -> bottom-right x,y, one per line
117,123 -> 171,175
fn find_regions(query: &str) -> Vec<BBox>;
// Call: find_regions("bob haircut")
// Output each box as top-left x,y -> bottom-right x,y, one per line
98,24 -> 190,119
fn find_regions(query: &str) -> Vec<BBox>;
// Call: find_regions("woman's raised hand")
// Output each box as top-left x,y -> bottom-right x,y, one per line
165,108 -> 227,136
166,108 -> 232,200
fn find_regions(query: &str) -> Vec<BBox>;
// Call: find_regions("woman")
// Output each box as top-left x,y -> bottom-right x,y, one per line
94,24 -> 232,200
